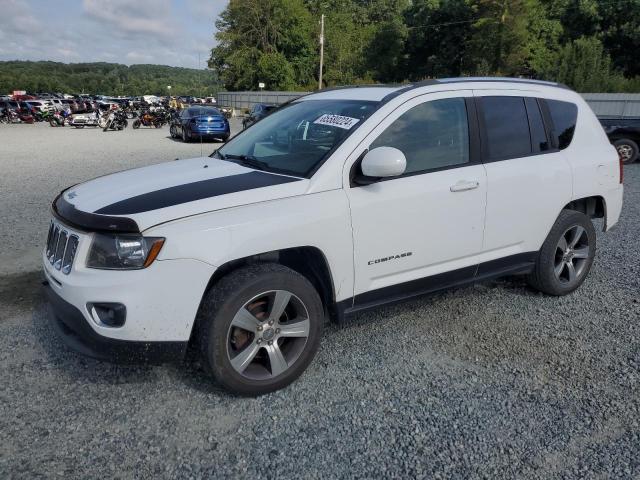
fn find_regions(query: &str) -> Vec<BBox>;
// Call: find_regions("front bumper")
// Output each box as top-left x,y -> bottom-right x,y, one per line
44,281 -> 187,363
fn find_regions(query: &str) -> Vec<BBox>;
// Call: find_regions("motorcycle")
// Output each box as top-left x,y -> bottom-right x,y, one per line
132,110 -> 165,129
50,109 -> 71,127
102,110 -> 128,131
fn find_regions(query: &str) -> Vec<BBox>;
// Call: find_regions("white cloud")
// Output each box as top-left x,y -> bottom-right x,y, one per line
0,0 -> 230,67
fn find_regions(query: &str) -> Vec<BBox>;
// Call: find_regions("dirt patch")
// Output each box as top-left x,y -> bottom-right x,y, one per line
0,269 -> 44,311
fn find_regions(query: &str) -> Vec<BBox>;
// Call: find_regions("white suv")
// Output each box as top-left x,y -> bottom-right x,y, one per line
44,78 -> 623,395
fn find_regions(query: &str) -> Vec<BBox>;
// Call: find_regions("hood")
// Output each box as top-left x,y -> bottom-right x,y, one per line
60,157 -> 307,231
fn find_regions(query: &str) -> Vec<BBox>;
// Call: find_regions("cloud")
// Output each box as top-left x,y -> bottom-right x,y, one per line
0,0 -> 230,68
82,0 -> 173,39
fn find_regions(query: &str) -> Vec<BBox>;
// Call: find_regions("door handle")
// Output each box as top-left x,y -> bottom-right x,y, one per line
450,180 -> 479,192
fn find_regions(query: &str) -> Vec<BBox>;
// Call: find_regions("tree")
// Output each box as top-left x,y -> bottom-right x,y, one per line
209,0 -> 316,90
543,36 -> 627,92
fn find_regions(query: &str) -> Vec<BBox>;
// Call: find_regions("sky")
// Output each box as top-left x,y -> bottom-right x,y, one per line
0,0 -> 229,68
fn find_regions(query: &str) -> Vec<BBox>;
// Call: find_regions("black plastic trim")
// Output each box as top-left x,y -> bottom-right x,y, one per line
335,252 -> 537,322
95,171 -> 301,215
53,192 -> 140,233
44,282 -> 187,363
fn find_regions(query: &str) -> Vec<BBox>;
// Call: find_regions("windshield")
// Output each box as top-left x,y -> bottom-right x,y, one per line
217,99 -> 378,177
187,107 -> 220,117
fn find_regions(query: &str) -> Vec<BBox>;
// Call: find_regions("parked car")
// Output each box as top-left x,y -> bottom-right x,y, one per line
43,78 -> 623,396
242,103 -> 277,129
169,106 -> 230,142
599,117 -> 640,164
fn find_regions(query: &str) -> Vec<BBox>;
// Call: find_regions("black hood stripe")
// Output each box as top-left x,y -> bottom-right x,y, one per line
94,171 -> 301,215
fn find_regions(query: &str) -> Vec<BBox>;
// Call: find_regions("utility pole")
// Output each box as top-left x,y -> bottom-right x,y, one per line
318,14 -> 325,90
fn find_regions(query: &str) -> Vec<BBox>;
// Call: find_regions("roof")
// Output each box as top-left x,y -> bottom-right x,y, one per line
301,77 -> 568,102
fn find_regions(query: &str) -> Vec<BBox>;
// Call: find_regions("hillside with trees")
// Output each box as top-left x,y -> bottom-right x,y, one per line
0,61 -> 219,96
209,0 -> 640,92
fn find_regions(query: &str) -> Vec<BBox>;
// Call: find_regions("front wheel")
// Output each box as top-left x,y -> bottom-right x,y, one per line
182,128 -> 190,142
132,119 -> 141,129
527,210 -> 596,296
614,138 -> 639,164
197,263 -> 324,396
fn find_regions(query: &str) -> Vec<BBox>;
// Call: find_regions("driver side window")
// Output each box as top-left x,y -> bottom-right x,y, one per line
370,98 -> 470,175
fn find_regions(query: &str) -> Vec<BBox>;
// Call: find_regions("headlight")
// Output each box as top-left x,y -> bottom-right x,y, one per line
87,234 -> 165,270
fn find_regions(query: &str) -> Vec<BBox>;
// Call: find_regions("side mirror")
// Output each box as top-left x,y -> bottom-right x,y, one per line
359,147 -> 407,181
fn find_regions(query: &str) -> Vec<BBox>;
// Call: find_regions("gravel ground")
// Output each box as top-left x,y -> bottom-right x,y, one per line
1,123 -> 639,479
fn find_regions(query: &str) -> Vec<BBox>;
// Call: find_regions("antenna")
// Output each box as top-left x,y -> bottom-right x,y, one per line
318,14 -> 325,90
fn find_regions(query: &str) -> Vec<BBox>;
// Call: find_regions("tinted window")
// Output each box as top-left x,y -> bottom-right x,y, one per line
186,107 -> 220,117
525,98 -> 549,153
547,100 -> 578,150
482,96 -> 531,160
370,98 -> 469,174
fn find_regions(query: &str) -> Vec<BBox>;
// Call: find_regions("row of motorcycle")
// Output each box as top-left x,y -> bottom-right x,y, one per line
0,104 -> 174,132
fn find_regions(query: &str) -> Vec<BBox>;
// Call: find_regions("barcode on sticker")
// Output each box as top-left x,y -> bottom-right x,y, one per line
313,114 -> 360,130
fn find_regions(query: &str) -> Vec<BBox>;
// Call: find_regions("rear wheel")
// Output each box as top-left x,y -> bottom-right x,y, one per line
197,263 -> 323,396
132,119 -> 141,129
527,210 -> 596,295
182,128 -> 190,142
614,138 -> 638,164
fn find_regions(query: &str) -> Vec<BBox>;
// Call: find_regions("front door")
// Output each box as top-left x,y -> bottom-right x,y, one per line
345,91 -> 487,308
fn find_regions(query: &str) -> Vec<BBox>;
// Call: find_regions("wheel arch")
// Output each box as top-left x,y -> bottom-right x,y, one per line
197,246 -> 338,326
563,195 -> 607,230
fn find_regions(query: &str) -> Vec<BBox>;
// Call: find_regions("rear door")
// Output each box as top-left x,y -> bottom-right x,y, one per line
474,90 -> 572,264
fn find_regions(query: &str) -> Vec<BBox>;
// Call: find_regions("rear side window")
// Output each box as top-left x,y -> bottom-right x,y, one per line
481,96 -> 531,160
546,100 -> 578,150
370,97 -> 469,174
525,98 -> 550,153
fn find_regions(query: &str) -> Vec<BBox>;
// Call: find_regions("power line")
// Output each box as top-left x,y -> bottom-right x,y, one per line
404,0 -> 634,31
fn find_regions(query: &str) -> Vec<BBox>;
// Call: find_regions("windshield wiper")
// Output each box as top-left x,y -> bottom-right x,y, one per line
222,154 -> 270,172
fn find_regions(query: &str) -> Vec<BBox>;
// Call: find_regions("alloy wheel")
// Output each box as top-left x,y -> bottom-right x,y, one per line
554,225 -> 590,284
226,290 -> 310,380
616,143 -> 634,163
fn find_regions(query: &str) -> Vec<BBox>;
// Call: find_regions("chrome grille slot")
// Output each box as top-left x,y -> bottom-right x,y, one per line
47,221 -> 79,275
53,231 -> 68,270
61,236 -> 78,274
49,225 -> 60,263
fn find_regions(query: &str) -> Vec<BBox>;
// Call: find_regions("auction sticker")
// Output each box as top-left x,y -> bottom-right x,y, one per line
313,114 -> 360,130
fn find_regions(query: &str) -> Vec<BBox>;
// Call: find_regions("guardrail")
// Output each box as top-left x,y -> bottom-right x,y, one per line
217,91 -> 308,111
216,90 -> 640,119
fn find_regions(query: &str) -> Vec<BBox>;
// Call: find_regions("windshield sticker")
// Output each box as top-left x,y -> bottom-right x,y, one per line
313,114 -> 360,130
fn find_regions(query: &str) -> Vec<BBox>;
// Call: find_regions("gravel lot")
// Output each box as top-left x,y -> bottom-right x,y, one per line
1,123 -> 639,479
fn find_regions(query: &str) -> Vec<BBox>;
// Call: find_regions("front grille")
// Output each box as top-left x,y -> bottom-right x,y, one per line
46,221 -> 79,275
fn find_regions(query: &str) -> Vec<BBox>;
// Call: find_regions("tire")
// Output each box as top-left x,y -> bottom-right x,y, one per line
197,263 -> 324,396
613,138 -> 638,164
132,119 -> 141,129
103,120 -> 110,132
527,210 -> 596,296
182,128 -> 190,142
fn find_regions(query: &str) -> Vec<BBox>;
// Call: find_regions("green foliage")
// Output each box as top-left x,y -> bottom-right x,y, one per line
210,0 -> 640,92
209,0 -> 316,90
0,61 -> 219,96
543,36 -> 638,92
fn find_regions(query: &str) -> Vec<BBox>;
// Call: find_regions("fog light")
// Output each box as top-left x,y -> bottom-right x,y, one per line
87,302 -> 126,327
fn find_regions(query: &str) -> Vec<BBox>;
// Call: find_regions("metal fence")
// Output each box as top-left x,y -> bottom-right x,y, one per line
217,91 -> 308,110
217,90 -> 640,119
582,93 -> 640,118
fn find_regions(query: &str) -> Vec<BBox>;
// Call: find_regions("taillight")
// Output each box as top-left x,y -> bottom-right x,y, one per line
619,155 -> 624,184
